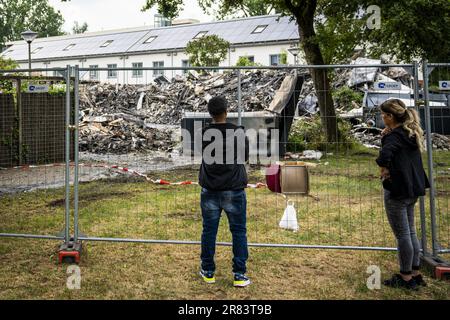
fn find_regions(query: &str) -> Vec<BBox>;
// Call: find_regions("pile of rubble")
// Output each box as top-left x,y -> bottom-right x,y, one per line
80,69 -> 289,125
78,70 -> 290,153
430,133 -> 450,151
78,116 -> 175,154
351,124 -> 382,149
350,128 -> 450,151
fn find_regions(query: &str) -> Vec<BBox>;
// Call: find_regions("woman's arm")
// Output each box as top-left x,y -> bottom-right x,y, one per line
375,133 -> 402,168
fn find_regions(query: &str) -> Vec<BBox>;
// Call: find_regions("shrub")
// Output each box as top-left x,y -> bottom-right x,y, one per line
332,86 -> 363,111
288,115 -> 359,153
236,56 -> 254,67
280,50 -> 288,65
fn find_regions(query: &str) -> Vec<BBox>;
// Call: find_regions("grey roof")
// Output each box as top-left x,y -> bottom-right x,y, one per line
1,15 -> 299,62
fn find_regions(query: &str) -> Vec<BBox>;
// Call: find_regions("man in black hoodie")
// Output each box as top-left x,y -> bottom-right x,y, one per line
198,96 -> 250,287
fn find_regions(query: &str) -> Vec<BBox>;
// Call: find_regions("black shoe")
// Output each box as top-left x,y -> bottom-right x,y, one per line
412,274 -> 427,287
384,274 -> 419,291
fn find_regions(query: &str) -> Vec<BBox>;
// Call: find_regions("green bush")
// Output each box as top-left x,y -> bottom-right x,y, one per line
280,50 -> 288,65
287,115 -> 359,153
235,56 -> 255,67
332,86 -> 363,110
0,57 -> 18,94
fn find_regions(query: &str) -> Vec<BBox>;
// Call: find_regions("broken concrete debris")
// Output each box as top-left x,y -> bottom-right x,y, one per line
78,59 -> 448,155
429,133 -> 450,151
351,127 -> 450,151
79,70 -> 291,153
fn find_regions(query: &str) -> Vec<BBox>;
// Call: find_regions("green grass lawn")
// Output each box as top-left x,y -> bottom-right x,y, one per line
0,147 -> 449,299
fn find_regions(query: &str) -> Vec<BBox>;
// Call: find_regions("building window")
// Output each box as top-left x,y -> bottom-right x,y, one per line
100,40 -> 114,48
132,62 -> 143,78
252,25 -> 268,34
107,64 -> 117,78
89,65 -> 99,80
240,56 -> 255,63
193,31 -> 208,39
144,36 -> 157,44
181,60 -> 190,74
270,54 -> 281,66
31,47 -> 43,54
63,44 -> 76,51
153,61 -> 164,76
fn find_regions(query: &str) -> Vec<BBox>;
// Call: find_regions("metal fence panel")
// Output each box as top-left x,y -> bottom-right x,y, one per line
71,64 -> 426,251
1,62 -> 446,260
0,69 -> 71,242
425,62 -> 450,258
0,93 -> 16,168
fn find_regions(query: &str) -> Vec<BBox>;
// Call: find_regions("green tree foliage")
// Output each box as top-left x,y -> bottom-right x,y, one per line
318,0 -> 450,63
141,0 -> 184,20
373,0 -> 450,62
0,56 -> 18,70
72,21 -> 88,34
0,0 -> 65,50
0,56 -> 18,93
185,35 -> 230,67
198,0 -> 276,19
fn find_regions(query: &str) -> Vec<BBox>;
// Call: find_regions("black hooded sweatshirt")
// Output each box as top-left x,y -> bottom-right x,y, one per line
375,126 -> 430,199
199,122 -> 249,191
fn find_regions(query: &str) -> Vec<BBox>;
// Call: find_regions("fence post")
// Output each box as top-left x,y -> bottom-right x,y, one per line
16,78 -> 22,165
422,60 -> 439,257
414,60 -> 429,255
64,65 -> 71,243
73,65 -> 80,242
237,68 -> 242,126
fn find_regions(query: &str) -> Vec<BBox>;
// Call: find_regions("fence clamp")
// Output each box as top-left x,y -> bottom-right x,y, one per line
67,125 -> 78,131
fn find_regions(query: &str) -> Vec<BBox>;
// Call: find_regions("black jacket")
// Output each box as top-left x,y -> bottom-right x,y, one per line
376,127 -> 430,199
199,122 -> 249,191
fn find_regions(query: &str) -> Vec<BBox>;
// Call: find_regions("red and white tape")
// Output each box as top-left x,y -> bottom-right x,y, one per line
1,162 -> 267,189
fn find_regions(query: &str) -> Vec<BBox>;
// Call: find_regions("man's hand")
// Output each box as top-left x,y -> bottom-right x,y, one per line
380,167 -> 390,181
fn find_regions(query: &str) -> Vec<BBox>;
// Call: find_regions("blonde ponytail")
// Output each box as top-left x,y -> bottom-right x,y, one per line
379,99 -> 425,152
402,108 -> 425,152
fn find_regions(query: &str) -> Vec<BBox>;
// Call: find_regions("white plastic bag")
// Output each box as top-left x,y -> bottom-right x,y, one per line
279,200 -> 299,232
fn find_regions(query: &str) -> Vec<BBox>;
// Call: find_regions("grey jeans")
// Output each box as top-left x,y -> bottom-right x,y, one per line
384,189 -> 421,274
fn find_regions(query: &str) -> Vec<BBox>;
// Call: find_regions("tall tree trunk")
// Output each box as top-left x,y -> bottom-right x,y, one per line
294,1 -> 337,143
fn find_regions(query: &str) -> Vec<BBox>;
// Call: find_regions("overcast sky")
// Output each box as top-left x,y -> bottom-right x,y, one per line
48,0 -> 213,33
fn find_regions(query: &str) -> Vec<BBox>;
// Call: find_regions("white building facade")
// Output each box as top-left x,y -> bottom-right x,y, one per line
1,15 -> 303,84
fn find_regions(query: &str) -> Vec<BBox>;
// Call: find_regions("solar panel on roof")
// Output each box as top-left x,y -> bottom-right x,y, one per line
2,15 -> 299,61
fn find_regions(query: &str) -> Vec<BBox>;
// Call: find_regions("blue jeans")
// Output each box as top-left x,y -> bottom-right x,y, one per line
200,188 -> 248,274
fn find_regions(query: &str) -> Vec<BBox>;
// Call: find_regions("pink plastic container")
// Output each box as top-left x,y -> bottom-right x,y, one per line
265,164 -> 281,193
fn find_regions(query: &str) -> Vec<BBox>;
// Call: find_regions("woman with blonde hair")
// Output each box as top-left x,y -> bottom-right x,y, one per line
376,98 -> 430,290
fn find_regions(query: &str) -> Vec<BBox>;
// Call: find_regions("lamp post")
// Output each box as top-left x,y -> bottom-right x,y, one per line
21,30 -> 38,76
